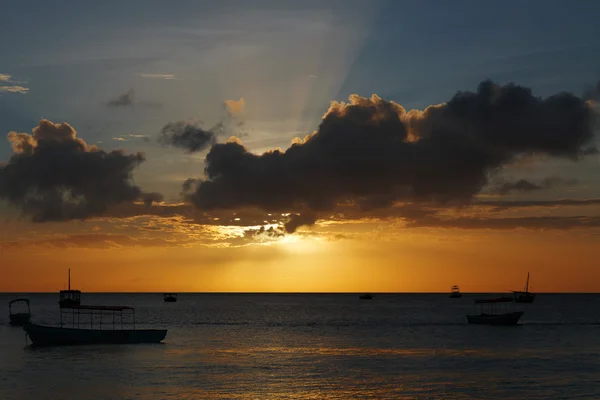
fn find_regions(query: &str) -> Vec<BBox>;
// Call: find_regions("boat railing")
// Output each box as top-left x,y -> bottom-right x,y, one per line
473,297 -> 516,314
60,305 -> 136,330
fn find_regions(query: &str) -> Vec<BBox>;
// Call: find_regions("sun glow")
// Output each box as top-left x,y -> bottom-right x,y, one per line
277,234 -> 327,254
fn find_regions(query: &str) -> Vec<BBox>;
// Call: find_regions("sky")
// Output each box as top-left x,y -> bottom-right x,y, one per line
1,0 -> 600,292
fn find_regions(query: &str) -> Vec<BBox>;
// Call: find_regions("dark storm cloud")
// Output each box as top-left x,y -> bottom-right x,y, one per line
284,212 -> 317,233
490,176 -> 578,195
107,89 -> 135,107
141,192 -> 164,207
0,119 -> 152,222
158,121 -> 217,153
190,80 -> 596,215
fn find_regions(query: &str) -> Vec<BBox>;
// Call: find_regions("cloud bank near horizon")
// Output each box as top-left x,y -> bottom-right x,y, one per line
1,80 -> 599,236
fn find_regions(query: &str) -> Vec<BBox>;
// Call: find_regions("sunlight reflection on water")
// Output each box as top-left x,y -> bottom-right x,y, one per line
1,293 -> 600,399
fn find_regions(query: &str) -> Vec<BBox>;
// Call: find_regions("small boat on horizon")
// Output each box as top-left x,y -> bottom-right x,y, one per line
467,297 -> 523,325
9,298 -> 31,326
164,293 -> 178,303
359,293 -> 373,300
24,304 -> 167,347
449,285 -> 462,298
59,268 -> 81,308
512,272 -> 536,303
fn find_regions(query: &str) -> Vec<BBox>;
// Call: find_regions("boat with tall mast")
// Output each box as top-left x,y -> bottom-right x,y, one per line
512,272 -> 536,303
59,269 -> 81,308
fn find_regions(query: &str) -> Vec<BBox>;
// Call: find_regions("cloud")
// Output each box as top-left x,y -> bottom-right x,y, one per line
0,119 -> 154,222
189,80 -> 596,216
284,212 -> 317,233
107,89 -> 135,107
139,73 -> 177,80
583,80 -> 600,102
158,120 -> 218,153
128,134 -> 151,143
490,176 -> 578,195
406,215 -> 600,230
224,98 -> 246,117
0,73 -> 29,94
159,98 -> 247,153
106,89 -> 162,109
477,198 -> 600,211
0,233 -> 179,250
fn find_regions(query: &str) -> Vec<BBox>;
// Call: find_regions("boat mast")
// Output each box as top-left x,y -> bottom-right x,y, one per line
68,268 -> 71,291
525,272 -> 529,293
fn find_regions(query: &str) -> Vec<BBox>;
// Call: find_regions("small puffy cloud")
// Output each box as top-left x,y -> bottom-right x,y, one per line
158,121 -> 217,153
224,98 -> 246,117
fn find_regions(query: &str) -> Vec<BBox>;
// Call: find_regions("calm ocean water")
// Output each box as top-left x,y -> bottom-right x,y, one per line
1,293 -> 600,399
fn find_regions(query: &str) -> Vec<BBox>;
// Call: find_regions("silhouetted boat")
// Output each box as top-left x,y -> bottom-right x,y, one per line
467,297 -> 524,325
24,305 -> 167,347
512,272 -> 536,303
164,293 -> 178,303
9,298 -> 31,326
59,268 -> 81,308
359,293 -> 373,300
449,285 -> 462,298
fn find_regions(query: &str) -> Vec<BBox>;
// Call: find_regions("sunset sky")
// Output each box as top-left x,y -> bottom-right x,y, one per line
1,0 -> 600,292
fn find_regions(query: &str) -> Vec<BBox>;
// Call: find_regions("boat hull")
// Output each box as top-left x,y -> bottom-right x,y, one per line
466,311 -> 524,325
24,324 -> 167,346
514,293 -> 536,303
9,313 -> 31,326
449,293 -> 462,298
164,297 -> 177,303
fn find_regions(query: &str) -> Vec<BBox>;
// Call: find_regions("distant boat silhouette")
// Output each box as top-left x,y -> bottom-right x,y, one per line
359,293 -> 373,300
512,272 -> 536,303
467,297 -> 524,325
9,298 -> 31,326
449,285 -> 462,298
164,293 -> 178,303
59,269 -> 81,308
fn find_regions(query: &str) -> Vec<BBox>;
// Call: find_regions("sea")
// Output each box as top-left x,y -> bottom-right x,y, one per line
1,293 -> 600,399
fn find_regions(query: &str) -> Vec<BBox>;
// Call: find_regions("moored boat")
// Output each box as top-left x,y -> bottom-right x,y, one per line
24,304 -> 167,346
512,272 -> 536,303
359,293 -> 373,300
9,298 -> 31,326
449,285 -> 462,298
467,297 -> 524,325
164,293 -> 178,303
59,269 -> 81,308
